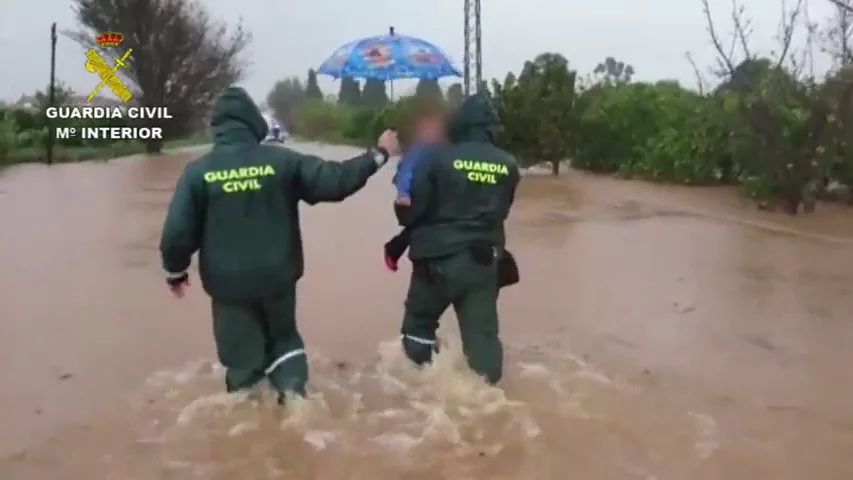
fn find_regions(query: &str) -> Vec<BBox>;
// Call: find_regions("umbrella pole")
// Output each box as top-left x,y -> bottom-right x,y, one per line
388,26 -> 395,101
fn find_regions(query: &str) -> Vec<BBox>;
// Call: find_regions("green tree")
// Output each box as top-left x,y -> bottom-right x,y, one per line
361,78 -> 389,108
305,69 -> 323,100
503,73 -> 516,88
33,81 -> 75,108
498,53 -> 576,175
592,56 -> 635,84
338,78 -> 362,106
446,83 -> 464,107
0,112 -> 17,157
415,78 -> 443,100
266,77 -> 304,125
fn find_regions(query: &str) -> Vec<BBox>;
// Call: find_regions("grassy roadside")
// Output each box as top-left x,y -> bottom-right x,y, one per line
0,134 -> 210,167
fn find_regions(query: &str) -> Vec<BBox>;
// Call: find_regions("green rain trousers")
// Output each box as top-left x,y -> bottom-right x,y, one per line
211,287 -> 308,396
400,250 -> 503,384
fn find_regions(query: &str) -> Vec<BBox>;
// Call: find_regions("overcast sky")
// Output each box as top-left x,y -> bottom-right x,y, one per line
0,0 -> 841,104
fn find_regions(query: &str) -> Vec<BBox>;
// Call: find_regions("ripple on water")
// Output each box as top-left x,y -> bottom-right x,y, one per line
72,337 -> 719,479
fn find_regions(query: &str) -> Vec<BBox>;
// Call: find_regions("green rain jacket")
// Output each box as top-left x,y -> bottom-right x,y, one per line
159,87 -> 381,302
399,93 -> 520,261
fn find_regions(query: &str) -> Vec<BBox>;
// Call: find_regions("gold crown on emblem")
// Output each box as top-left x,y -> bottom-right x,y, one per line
96,31 -> 124,47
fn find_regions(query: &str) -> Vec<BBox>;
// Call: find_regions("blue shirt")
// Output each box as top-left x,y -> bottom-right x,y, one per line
393,143 -> 433,197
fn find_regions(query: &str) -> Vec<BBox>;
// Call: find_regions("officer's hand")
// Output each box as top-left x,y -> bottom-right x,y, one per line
377,129 -> 401,157
166,272 -> 190,298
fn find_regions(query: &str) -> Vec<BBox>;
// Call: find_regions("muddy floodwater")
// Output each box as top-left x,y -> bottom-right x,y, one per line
1,142 -> 853,479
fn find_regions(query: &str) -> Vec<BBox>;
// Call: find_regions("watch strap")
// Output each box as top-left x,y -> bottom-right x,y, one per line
369,146 -> 389,166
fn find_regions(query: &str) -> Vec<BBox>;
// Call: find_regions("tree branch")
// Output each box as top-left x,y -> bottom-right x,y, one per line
731,0 -> 753,59
685,52 -> 707,94
827,0 -> 853,13
775,0 -> 805,68
700,0 -> 737,77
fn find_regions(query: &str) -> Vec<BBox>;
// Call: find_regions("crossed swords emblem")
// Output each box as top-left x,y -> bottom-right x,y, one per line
84,47 -> 134,102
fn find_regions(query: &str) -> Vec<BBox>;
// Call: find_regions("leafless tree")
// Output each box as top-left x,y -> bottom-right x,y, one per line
69,0 -> 251,152
819,0 -> 853,66
827,0 -> 853,13
685,52 -> 707,94
697,0 -> 804,78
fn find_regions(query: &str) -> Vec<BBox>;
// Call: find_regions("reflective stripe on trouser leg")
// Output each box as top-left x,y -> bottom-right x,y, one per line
265,348 -> 308,396
401,334 -> 437,365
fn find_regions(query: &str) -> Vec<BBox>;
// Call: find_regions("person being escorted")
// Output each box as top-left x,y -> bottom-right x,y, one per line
384,102 -> 448,271
395,92 -> 520,385
159,86 -> 400,403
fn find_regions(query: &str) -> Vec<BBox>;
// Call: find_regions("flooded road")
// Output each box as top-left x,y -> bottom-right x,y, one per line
1,142 -> 852,479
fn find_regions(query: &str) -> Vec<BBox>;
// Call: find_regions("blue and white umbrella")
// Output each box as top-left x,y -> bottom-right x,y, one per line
318,32 -> 461,80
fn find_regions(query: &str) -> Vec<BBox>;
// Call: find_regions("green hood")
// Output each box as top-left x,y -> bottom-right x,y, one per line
448,92 -> 499,144
210,87 -> 269,145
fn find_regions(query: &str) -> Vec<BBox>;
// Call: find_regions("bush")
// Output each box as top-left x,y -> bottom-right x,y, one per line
572,82 -> 726,184
291,95 -> 435,148
0,112 -> 17,157
291,100 -> 353,142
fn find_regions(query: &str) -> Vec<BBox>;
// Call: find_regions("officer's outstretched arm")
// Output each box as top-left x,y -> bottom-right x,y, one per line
160,163 -> 205,276
291,150 -> 381,204
402,157 -> 436,226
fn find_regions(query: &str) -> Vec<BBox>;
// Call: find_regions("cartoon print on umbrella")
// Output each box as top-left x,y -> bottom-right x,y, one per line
317,32 -> 461,80
407,45 -> 441,65
362,42 -> 395,68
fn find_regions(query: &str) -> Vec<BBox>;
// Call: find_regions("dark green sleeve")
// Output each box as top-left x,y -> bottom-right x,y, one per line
159,163 -> 205,274
291,150 -> 379,204
402,154 -> 436,226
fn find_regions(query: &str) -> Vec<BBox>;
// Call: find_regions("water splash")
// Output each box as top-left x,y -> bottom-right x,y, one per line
93,336 -> 720,479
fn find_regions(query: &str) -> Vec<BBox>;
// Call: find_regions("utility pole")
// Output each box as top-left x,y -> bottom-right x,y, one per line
463,0 -> 482,96
46,22 -> 57,165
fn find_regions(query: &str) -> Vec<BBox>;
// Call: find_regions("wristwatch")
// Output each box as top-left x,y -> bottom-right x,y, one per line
369,146 -> 390,166
166,271 -> 188,286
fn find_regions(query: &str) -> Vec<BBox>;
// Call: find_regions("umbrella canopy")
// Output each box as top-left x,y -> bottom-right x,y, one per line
318,33 -> 461,80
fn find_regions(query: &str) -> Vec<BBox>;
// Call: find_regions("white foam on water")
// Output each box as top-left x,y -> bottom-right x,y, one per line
176,390 -> 252,426
690,411 -> 720,459
125,335 -> 720,478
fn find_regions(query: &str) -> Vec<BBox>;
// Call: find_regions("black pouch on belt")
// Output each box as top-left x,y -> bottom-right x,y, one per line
497,249 -> 520,288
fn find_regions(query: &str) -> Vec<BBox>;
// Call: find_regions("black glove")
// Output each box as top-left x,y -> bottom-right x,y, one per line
393,203 -> 412,226
384,231 -> 411,271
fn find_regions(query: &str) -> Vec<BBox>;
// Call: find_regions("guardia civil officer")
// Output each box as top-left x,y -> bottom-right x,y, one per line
159,87 -> 400,402
395,93 -> 520,385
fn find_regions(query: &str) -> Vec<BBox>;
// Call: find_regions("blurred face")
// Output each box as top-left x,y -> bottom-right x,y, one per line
414,114 -> 445,143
